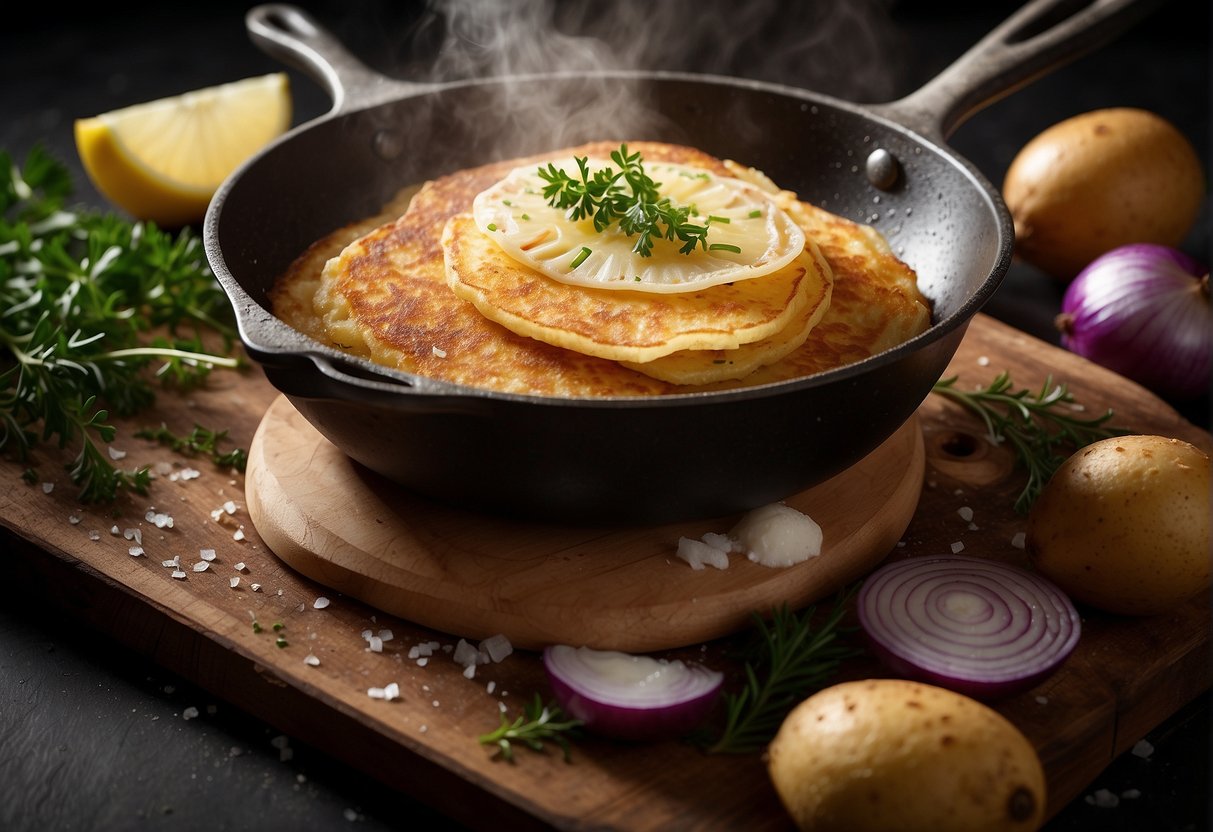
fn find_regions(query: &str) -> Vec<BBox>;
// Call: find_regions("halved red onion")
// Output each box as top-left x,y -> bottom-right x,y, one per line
543,644 -> 723,741
857,555 -> 1081,700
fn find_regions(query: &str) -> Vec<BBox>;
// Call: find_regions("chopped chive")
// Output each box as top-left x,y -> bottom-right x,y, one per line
502,199 -> 512,206
487,223 -> 498,232
275,637 -> 289,648
748,209 -> 762,218
633,276 -> 641,282
570,247 -> 592,268
521,213 -> 530,221
252,622 -> 262,634
709,243 -> 742,253
707,215 -> 731,224
272,622 -> 284,631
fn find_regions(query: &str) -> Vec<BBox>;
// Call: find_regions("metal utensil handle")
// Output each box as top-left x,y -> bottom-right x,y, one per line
245,3 -> 431,114
872,0 -> 1164,140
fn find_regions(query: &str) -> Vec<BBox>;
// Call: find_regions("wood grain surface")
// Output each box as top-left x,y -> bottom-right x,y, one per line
0,312 -> 1208,831
244,399 -> 924,652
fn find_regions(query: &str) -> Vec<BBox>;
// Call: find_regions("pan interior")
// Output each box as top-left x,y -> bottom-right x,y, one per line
209,72 -> 1007,387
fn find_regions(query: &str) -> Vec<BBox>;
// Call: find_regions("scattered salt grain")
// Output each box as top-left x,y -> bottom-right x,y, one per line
199,548 -> 216,561
419,725 -> 428,734
417,657 -> 428,667
295,603 -> 305,613
486,681 -> 496,695
378,629 -> 394,642
431,346 -> 447,358
42,482 -> 54,494
368,636 -> 383,653
128,546 -> 144,557
480,634 -> 513,663
303,654 -> 320,667
68,514 -> 81,525
145,510 -> 174,529
124,528 -> 142,545
1131,739 -> 1154,759
251,583 -> 262,592
432,700 -> 440,708
498,701 -> 507,714
977,355 -> 990,366
192,561 -> 209,573
453,639 -> 479,668
110,525 -> 120,535
223,500 -> 237,514
950,541 -> 965,554
343,809 -> 359,822
182,706 -> 199,720
233,527 -> 245,541
676,536 -> 730,570
1011,532 -> 1027,550
170,468 -> 201,482
384,683 -> 400,701
957,506 -> 974,522
313,597 -> 331,610
234,562 -> 247,572
88,530 -> 101,541
229,577 -> 240,589
1086,789 -> 1119,809
462,664 -> 476,679
1035,695 -> 1049,705
171,570 -> 187,580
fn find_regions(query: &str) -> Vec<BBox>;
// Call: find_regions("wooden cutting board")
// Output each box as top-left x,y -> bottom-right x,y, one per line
244,399 -> 924,652
2,313 -> 1209,831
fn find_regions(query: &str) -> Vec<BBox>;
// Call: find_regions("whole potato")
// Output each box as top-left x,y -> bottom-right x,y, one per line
1003,108 -> 1205,281
767,679 -> 1046,832
1027,435 -> 1211,616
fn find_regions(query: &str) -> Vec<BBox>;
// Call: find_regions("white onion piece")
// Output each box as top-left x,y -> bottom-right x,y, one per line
543,645 -> 723,741
1057,243 -> 1211,400
857,555 -> 1081,700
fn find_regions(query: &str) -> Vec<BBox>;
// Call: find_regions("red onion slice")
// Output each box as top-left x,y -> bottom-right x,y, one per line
857,555 -> 1081,700
543,644 -> 723,741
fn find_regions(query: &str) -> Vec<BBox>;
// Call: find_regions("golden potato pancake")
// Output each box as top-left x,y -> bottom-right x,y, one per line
269,141 -> 931,398
443,211 -> 829,363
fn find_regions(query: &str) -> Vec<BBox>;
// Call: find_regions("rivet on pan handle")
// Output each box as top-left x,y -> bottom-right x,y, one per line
870,0 -> 1166,143
246,4 -> 433,115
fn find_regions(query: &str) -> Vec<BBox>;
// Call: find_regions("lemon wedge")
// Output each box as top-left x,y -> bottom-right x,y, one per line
74,73 -> 291,228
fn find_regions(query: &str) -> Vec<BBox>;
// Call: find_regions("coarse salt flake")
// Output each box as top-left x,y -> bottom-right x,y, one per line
367,687 -> 386,700
199,548 -> 216,561
957,506 -> 974,522
676,536 -> 730,571
107,446 -> 127,460
182,706 -> 199,720
384,683 -> 400,701
1086,789 -> 1119,809
124,528 -> 142,544
171,570 -> 187,580
378,629 -> 394,642
223,500 -> 237,514
233,527 -> 245,541
129,546 -> 145,557
192,561 -> 209,572
68,514 -> 81,525
42,482 -> 54,494
234,562 -> 247,572
480,634 -> 513,663
950,540 -> 965,554
229,577 -> 240,588
1011,532 -> 1027,550
462,664 -> 476,679
1131,739 -> 1154,759
368,636 -> 383,653
977,355 -> 990,366
251,583 -> 262,592
486,681 -> 496,695
313,597 -> 330,610
304,654 -> 320,667
88,530 -> 101,541
162,558 -> 178,568
431,346 -> 447,358
417,657 -> 429,667
1035,695 -> 1049,705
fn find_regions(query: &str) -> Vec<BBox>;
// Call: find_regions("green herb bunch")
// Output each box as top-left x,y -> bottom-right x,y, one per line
698,591 -> 858,755
932,371 -> 1129,513
538,144 -> 710,257
479,694 -> 582,763
0,146 -> 242,502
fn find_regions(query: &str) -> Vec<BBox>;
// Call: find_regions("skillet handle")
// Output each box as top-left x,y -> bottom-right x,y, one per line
870,0 -> 1166,141
245,4 -> 431,114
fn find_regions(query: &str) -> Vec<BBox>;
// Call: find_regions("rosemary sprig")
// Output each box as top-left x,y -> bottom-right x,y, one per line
931,371 -> 1130,513
538,144 -> 709,257
135,422 -> 249,472
698,590 -> 858,755
478,694 -> 582,763
0,145 -> 243,502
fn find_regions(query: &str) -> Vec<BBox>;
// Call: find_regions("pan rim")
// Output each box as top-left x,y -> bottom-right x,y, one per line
204,68 -> 1013,410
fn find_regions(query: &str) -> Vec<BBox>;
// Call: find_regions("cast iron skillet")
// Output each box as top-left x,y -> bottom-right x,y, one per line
204,0 -> 1157,525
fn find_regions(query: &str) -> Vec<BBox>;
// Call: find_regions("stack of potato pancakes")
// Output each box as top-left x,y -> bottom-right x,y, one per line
271,141 -> 931,398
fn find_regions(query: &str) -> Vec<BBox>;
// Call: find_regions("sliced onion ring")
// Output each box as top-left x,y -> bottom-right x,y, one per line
857,555 -> 1081,700
543,644 -> 723,741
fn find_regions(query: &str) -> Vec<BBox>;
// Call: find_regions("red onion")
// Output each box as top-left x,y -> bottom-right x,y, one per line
543,644 -> 723,741
857,555 -> 1081,700
1056,244 -> 1211,400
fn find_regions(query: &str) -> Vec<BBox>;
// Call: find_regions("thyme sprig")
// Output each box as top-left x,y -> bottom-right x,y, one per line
0,145 -> 243,502
931,371 -> 1130,513
478,694 -> 582,763
537,144 -> 709,257
135,422 -> 248,472
698,591 -> 858,755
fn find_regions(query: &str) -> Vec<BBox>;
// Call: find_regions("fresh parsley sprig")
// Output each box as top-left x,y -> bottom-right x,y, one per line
0,145 -> 243,502
538,144 -> 709,257
478,694 -> 582,763
698,591 -> 858,755
931,371 -> 1130,513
